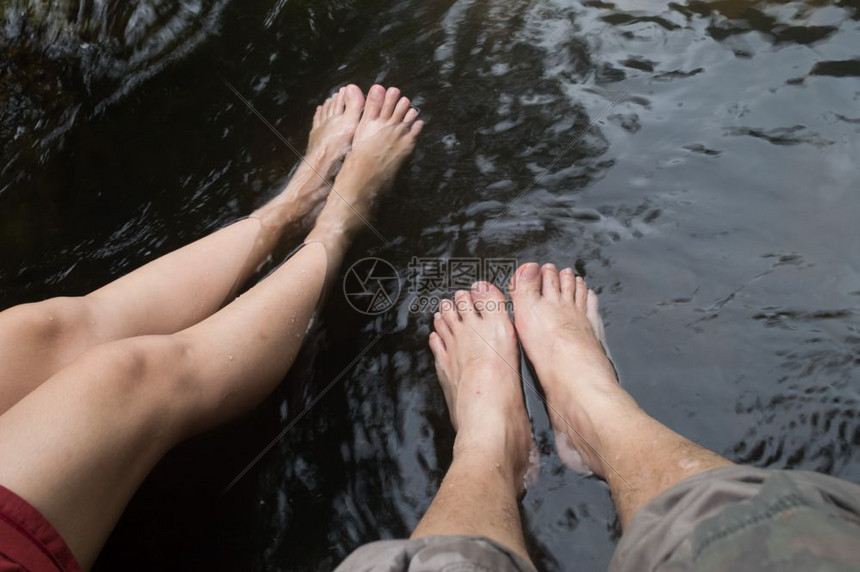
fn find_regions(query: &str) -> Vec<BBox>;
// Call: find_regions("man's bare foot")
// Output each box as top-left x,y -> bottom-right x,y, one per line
428,282 -> 534,489
511,263 -> 732,527
307,84 -> 423,243
510,263 -> 638,479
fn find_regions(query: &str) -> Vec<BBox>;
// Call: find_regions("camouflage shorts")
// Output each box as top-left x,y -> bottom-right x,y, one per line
336,466 -> 860,571
611,465 -> 860,572
334,534 -> 536,572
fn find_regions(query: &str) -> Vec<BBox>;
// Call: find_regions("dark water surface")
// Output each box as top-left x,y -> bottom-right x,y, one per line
2,0 -> 860,570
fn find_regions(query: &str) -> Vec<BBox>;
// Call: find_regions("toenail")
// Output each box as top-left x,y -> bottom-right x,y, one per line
471,281 -> 489,293
520,264 -> 540,278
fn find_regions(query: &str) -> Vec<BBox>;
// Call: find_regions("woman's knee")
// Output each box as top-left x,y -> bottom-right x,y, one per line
1,296 -> 99,354
73,336 -> 197,422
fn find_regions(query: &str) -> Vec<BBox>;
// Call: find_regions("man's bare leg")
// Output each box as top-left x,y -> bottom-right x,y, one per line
0,85 -> 365,413
0,84 -> 422,569
415,282 -> 534,565
509,263 -> 732,528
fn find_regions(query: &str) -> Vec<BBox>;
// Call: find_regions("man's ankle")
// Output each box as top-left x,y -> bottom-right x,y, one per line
451,439 -> 525,493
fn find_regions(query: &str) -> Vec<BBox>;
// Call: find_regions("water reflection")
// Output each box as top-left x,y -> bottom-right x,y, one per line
0,0 -> 230,191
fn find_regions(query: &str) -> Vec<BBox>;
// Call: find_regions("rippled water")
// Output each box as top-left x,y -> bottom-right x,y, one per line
2,0 -> 859,570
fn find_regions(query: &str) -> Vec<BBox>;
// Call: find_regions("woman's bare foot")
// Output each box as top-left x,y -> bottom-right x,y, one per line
332,85 -> 423,212
307,84 -> 366,178
307,84 -> 423,245
428,282 -> 533,489
252,85 -> 366,229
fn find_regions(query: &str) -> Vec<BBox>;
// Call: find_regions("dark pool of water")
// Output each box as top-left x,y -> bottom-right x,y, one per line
2,0 -> 860,570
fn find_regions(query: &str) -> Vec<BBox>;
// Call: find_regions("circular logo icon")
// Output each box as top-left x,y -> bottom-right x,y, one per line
343,257 -> 401,315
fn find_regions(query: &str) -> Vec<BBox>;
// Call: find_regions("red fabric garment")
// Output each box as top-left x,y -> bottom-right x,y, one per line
0,485 -> 81,572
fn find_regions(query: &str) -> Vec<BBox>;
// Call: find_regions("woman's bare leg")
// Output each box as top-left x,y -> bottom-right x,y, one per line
0,85 -> 365,413
510,263 -> 732,528
415,283 -> 534,566
0,84 -> 422,569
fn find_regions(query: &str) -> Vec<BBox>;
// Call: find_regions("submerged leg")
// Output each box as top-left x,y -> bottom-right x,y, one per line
510,263 -> 731,528
416,283 -> 535,566
0,83 -> 422,568
0,86 -> 365,413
